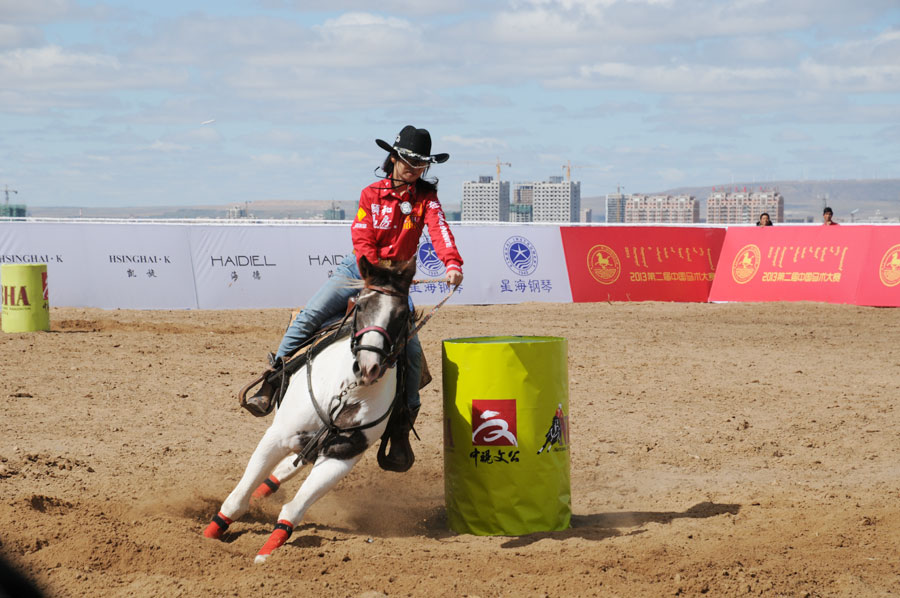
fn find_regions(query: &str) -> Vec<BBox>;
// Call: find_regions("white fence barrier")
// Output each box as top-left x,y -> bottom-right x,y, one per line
0,220 -> 572,309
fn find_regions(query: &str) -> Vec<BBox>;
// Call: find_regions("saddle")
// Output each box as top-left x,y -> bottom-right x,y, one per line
238,302 -> 356,417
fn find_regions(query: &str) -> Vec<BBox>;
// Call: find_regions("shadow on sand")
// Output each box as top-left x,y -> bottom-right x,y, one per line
497,501 -> 741,548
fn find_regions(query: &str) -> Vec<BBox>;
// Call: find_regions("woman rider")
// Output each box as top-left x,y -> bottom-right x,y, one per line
244,125 -> 464,471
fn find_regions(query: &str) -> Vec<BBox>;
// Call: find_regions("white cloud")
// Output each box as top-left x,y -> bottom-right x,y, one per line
250,152 -> 311,166
657,167 -> 686,182
147,140 -> 190,152
773,129 -> 812,143
801,60 -> 900,92
1,44 -> 118,72
573,62 -> 794,93
2,2 -> 898,207
0,24 -> 43,49
442,135 -> 508,150
0,45 -> 186,94
0,0 -> 78,24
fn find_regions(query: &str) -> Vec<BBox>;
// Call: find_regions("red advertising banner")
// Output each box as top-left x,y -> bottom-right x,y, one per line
560,227 -> 726,302
857,226 -> 900,307
708,225 -> 877,304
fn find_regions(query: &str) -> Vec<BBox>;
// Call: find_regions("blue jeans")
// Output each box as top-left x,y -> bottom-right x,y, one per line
276,254 -> 423,410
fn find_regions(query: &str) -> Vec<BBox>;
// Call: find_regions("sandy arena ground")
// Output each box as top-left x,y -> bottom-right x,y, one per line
1,301 -> 899,597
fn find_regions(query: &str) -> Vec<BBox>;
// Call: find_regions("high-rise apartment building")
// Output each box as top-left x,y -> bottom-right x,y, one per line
625,194 -> 699,223
706,189 -> 784,224
533,176 -> 581,223
509,183 -> 534,223
605,192 -> 627,223
461,176 -> 510,222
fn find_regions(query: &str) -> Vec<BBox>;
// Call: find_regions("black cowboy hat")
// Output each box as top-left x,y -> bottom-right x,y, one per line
376,125 -> 449,164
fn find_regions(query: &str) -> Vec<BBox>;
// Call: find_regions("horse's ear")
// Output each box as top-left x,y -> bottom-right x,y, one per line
397,258 -> 417,284
358,255 -> 372,279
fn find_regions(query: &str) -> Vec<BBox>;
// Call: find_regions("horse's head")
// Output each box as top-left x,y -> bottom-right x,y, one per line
350,256 -> 416,385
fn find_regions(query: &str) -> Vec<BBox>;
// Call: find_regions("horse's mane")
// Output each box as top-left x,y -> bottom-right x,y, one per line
360,258 -> 417,295
331,274 -> 421,322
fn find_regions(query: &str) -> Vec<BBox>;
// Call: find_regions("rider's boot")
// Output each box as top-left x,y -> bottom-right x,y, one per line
377,405 -> 419,472
242,355 -> 283,417
243,376 -> 278,416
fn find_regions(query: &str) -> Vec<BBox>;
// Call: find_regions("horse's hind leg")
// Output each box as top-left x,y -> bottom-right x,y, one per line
203,430 -> 293,540
251,453 -> 305,499
254,454 -> 362,563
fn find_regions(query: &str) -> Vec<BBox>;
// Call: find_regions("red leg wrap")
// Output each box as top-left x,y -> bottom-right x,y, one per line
257,519 -> 293,557
203,512 -> 233,539
252,475 -> 281,499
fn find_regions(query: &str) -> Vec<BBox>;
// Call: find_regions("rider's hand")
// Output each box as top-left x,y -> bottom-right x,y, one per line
447,270 -> 463,287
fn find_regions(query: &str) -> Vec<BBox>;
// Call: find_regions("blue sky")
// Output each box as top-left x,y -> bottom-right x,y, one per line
2,0 -> 899,208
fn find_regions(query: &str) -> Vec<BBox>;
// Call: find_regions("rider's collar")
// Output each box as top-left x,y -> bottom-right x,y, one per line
384,177 -> 416,201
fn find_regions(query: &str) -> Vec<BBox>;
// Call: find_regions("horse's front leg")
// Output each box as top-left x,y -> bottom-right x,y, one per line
203,427 -> 294,540
251,453 -> 306,499
254,453 -> 363,563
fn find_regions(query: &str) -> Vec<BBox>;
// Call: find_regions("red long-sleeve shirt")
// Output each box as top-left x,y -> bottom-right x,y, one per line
351,179 -> 463,273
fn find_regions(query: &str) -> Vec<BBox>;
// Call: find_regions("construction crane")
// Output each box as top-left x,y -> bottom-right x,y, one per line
3,184 -> 17,207
561,160 -> 602,182
458,157 -> 512,180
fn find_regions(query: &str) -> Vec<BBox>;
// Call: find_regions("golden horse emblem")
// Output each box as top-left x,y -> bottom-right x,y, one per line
731,244 -> 761,285
879,245 -> 900,287
587,244 -> 621,285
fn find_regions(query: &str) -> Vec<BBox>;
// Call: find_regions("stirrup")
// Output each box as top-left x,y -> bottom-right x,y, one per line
377,406 -> 418,473
238,354 -> 283,417
242,382 -> 276,417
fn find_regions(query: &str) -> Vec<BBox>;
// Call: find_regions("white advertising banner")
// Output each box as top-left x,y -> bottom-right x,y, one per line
412,224 -> 572,305
0,222 -> 91,307
81,223 -> 197,309
189,223 -> 352,309
1,221 -> 573,309
0,222 -> 198,309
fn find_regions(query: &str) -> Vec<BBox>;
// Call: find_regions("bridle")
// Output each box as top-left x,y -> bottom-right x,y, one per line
349,283 -> 409,368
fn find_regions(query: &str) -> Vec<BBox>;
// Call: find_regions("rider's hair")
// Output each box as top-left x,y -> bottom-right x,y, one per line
381,153 -> 438,194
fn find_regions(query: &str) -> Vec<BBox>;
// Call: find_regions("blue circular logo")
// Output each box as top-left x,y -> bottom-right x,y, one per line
503,236 -> 538,276
417,241 -> 445,277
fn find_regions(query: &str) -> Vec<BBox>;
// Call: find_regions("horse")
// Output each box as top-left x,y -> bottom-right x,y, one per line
203,257 -> 416,563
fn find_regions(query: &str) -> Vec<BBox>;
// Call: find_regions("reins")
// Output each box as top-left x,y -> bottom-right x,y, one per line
410,279 -> 459,337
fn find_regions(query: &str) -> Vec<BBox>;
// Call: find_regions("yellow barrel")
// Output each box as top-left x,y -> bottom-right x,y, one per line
442,335 -> 570,535
1,264 -> 50,333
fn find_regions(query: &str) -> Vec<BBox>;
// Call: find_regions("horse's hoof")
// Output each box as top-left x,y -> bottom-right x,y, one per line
256,519 -> 293,561
202,521 -> 224,539
254,554 -> 269,565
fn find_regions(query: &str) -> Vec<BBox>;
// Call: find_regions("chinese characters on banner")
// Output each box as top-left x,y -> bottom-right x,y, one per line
709,226 -> 877,304
559,227 -> 726,302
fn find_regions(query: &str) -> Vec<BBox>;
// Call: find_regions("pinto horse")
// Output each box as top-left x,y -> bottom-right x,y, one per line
203,257 -> 416,563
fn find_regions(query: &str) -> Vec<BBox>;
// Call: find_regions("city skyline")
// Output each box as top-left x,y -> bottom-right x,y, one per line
2,1 -> 899,210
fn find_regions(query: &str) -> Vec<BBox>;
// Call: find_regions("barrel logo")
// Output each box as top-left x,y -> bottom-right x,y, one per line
2,285 -> 30,307
537,403 -> 569,455
472,399 -> 517,446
